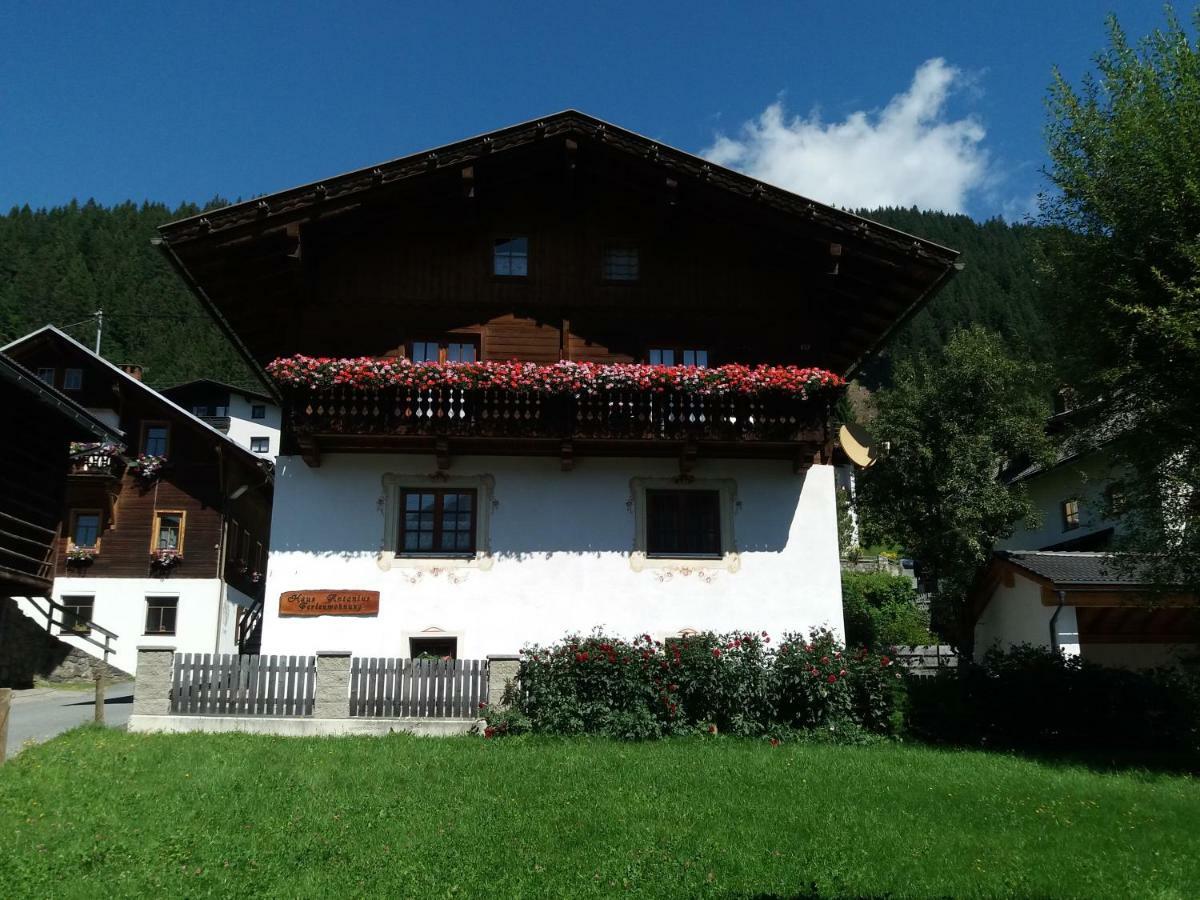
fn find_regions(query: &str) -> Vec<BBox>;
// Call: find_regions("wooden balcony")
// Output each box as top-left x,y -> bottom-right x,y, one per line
69,450 -> 120,477
285,387 -> 835,470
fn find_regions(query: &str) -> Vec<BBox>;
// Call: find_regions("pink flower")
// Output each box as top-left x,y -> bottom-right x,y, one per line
827,674 -> 837,684
712,648 -> 722,658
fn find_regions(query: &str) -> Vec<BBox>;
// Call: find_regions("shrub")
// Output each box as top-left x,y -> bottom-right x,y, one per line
841,571 -> 934,649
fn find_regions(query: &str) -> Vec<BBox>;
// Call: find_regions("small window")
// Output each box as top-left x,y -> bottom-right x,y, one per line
602,246 -> 639,282
493,236 -> 528,277
1062,499 -> 1081,532
60,596 -> 94,635
192,405 -> 209,416
646,490 -> 722,557
63,368 -> 83,391
407,337 -> 480,364
251,404 -> 266,420
141,422 -> 169,456
250,437 -> 270,453
399,489 -> 477,555
152,511 -> 185,552
648,348 -> 709,368
145,597 -> 178,635
71,511 -> 101,549
410,636 -> 458,660
35,367 -> 55,385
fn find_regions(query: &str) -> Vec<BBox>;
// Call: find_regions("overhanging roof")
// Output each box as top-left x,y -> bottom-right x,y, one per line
156,110 -> 960,386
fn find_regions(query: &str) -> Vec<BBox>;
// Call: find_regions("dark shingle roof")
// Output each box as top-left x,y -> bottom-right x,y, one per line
998,551 -> 1148,586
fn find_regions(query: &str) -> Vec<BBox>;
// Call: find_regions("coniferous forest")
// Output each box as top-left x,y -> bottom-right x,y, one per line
0,200 -> 1054,389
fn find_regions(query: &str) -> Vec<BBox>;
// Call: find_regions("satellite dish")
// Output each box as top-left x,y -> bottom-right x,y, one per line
838,422 -> 879,468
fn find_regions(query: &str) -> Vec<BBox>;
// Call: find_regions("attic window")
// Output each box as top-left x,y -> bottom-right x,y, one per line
251,404 -> 266,420
63,368 -> 83,391
493,237 -> 528,277
36,367 -> 55,385
1061,499 -> 1081,532
602,246 -> 639,282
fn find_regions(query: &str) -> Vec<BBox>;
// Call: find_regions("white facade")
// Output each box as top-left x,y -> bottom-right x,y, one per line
261,454 -> 845,659
224,392 -> 281,459
973,572 -> 1080,660
1001,449 -> 1120,551
15,578 -> 253,675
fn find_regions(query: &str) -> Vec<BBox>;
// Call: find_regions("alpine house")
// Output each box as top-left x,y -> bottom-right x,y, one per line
155,111 -> 959,661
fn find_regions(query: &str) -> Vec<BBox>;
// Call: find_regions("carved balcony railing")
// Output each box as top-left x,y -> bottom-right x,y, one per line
69,449 -> 120,477
285,386 -> 835,465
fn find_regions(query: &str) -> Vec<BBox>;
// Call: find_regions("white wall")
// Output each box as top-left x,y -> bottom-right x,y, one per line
973,572 -> 1080,660
16,578 -> 224,675
1001,450 -> 1120,550
225,392 -> 281,458
260,454 -> 845,659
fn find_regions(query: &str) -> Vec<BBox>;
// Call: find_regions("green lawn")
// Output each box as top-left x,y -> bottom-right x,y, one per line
1,729 -> 1197,898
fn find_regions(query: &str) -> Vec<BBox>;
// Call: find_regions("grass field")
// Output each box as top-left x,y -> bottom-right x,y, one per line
1,728 -> 1197,898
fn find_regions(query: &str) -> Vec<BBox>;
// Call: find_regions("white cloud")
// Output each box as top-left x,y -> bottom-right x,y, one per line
702,59 -> 989,214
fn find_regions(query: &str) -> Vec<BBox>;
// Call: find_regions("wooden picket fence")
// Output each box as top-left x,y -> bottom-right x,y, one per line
170,653 -> 316,716
350,657 -> 488,718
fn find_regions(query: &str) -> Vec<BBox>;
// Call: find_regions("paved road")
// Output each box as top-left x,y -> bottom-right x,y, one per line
5,681 -> 134,757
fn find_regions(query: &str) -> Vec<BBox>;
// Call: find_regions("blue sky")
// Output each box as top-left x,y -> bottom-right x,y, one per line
0,1 -> 1172,220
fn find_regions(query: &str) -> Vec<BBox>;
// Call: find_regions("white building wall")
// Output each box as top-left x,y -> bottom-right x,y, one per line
16,578 -> 226,674
224,392 -> 281,458
261,454 -> 845,659
1001,450 -> 1120,550
973,573 -> 1080,660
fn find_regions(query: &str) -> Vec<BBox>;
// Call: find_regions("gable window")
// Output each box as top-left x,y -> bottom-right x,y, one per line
152,511 -> 185,553
646,489 -> 722,557
35,367 -> 55,386
145,596 -> 178,635
251,404 -> 267,419
70,510 -> 102,550
1062,499 -> 1081,531
192,405 -> 209,416
63,368 -> 83,391
250,437 -> 270,453
408,337 -> 479,364
648,348 -> 709,368
493,236 -> 529,277
602,246 -> 639,282
399,488 -> 477,555
141,422 -> 169,456
60,596 -> 94,635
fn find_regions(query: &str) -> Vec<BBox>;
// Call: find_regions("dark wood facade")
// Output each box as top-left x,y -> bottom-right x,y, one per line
0,353 -> 122,597
2,328 -> 272,599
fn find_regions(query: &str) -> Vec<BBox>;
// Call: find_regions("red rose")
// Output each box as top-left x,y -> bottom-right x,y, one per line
881,656 -> 891,667
712,648 -> 722,658
827,674 -> 837,684
770,738 -> 780,747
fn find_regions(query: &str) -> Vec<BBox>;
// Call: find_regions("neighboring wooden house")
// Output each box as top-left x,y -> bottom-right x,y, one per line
2,326 -> 274,673
156,110 -> 959,660
973,551 -> 1198,669
161,379 -> 281,458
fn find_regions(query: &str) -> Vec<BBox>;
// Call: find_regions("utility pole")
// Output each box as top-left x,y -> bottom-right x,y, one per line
94,309 -> 103,355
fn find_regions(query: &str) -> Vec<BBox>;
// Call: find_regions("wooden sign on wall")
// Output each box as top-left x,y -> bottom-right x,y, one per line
279,590 -> 380,617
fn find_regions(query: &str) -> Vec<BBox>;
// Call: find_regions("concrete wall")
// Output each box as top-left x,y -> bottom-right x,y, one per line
1001,450 -> 1120,550
260,454 -> 845,659
974,572 -> 1080,660
225,393 -> 281,459
15,577 -> 227,674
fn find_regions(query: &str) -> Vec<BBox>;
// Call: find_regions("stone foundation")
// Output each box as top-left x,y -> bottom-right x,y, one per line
0,598 -> 130,687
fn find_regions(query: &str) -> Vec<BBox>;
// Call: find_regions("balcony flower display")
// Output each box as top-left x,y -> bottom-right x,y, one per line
65,546 -> 96,566
129,454 -> 167,482
266,356 -> 844,399
150,549 -> 183,570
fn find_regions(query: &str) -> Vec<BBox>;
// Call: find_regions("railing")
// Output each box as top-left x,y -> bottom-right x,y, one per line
288,387 -> 828,443
0,510 -> 57,590
894,645 -> 958,677
69,452 -> 118,476
235,599 -> 264,654
170,653 -> 316,716
200,415 -> 231,433
350,657 -> 488,718
24,595 -> 118,663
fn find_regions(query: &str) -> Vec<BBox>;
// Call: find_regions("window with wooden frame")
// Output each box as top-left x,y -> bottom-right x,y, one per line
398,488 -> 477,555
140,421 -> 170,456
60,596 -> 94,635
151,510 -> 185,553
35,367 -> 55,385
63,368 -> 83,391
69,509 -> 102,550
602,245 -> 639,282
648,347 -> 709,368
645,489 -> 722,558
144,596 -> 177,635
407,336 -> 480,364
492,236 -> 529,277
1061,499 -> 1081,531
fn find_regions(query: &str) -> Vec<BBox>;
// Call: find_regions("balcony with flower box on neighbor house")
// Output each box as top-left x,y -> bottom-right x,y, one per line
269,356 -> 846,471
